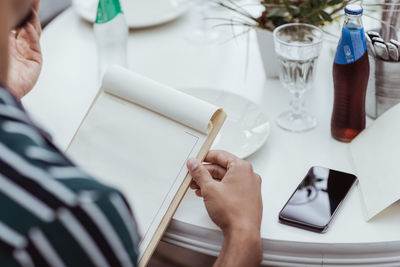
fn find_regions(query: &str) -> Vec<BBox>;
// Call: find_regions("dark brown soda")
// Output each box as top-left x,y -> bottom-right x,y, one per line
331,51 -> 369,142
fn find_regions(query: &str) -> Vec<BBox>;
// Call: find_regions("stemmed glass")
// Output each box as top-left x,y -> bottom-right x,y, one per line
185,0 -> 220,44
273,23 -> 323,132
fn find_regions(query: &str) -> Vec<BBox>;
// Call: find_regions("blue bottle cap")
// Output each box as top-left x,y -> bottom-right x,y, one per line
345,4 -> 363,15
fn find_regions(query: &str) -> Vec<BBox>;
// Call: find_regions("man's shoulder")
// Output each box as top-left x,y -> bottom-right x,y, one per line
0,86 -> 139,267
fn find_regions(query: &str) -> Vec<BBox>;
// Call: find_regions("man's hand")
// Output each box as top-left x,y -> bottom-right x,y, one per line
7,0 -> 41,99
187,150 -> 263,267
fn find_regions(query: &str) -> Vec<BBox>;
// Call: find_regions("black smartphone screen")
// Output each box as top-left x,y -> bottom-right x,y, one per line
279,166 -> 357,233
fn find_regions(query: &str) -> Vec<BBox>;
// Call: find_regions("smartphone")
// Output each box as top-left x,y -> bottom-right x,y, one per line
279,166 -> 357,233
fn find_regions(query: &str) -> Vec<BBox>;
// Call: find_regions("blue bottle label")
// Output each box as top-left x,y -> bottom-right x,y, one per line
334,26 -> 367,64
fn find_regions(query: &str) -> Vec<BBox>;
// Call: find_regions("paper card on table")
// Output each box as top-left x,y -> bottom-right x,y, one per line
66,66 -> 226,266
349,103 -> 400,221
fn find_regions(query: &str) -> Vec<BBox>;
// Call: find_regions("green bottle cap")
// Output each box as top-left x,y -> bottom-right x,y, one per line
95,0 -> 123,24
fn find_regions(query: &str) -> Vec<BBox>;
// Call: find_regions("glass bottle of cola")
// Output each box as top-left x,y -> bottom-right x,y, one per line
331,4 -> 370,142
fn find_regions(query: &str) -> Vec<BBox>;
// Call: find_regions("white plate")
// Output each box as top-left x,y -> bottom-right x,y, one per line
72,0 -> 190,28
182,88 -> 270,159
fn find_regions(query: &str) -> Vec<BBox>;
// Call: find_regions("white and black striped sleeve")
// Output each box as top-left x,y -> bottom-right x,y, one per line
0,86 -> 140,267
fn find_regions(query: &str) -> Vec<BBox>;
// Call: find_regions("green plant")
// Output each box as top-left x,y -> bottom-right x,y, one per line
217,0 -> 349,31
216,0 -> 400,33
258,0 -> 348,30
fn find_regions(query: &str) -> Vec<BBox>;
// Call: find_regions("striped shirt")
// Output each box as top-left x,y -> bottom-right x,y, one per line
0,86 -> 139,267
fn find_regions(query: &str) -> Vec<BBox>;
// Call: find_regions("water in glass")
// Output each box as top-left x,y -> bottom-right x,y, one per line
273,23 -> 323,132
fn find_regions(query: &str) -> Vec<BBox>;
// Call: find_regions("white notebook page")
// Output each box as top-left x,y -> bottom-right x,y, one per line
102,66 -> 218,134
66,66 -> 221,260
67,92 -> 208,258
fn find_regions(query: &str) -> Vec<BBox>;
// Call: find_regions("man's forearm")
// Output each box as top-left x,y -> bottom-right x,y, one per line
215,229 -> 262,267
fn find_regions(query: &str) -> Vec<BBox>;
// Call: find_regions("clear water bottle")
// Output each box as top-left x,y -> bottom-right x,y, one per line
331,4 -> 369,142
94,0 -> 128,82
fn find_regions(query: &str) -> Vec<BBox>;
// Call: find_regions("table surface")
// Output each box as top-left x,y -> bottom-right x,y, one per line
39,0 -> 71,27
22,7 -> 400,266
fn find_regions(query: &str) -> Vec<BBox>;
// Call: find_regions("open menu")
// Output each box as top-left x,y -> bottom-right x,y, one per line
66,66 -> 226,266
350,103 -> 400,221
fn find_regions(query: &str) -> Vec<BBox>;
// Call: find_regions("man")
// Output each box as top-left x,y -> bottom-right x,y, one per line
0,1 -> 263,266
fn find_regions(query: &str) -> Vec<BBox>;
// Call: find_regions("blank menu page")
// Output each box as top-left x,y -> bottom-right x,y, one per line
67,92 -> 207,258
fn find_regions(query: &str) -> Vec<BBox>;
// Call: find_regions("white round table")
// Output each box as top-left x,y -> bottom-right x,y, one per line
22,8 -> 400,266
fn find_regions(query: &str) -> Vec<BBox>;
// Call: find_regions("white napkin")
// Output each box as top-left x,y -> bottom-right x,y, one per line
350,103 -> 400,221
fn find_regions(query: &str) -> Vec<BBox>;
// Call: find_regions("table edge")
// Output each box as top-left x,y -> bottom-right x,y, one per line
164,220 -> 400,266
